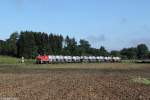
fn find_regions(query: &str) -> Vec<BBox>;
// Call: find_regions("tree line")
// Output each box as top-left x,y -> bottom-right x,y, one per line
0,31 -> 150,59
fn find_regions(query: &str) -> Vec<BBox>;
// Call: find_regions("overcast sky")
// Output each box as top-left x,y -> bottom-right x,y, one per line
0,0 -> 150,50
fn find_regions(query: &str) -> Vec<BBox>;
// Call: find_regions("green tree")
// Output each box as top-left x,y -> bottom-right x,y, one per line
99,46 -> 109,56
137,44 -> 149,59
41,33 -> 49,54
111,50 -> 120,57
65,37 -> 77,55
148,52 -> 150,59
120,47 -> 137,59
79,39 -> 91,55
0,40 -> 5,55
34,32 -> 43,55
18,31 -> 38,58
7,32 -> 19,56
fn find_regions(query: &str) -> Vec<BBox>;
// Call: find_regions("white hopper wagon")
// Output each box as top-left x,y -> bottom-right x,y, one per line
36,55 -> 121,64
72,56 -> 76,62
99,56 -> 104,62
72,56 -> 80,63
83,56 -> 89,62
113,57 -> 121,62
107,57 -> 112,62
48,55 -> 53,63
68,56 -> 72,63
60,55 -> 64,63
88,56 -> 92,62
92,56 -> 97,62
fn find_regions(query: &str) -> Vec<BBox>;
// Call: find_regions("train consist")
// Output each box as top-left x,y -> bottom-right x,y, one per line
36,55 -> 121,64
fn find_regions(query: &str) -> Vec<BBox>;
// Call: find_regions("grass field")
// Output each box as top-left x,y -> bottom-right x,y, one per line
0,56 -> 35,64
0,56 -> 20,64
0,56 -> 150,100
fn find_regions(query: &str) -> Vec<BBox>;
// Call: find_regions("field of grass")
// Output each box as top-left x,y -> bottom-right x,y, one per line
0,56 -> 35,64
0,56 -> 19,64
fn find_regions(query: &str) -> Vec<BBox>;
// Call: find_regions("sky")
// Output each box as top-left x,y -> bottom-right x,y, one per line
0,0 -> 150,50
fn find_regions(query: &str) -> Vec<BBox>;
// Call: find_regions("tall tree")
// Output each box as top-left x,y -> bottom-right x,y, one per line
57,35 -> 63,54
148,52 -> 150,59
1,30 -> 149,60
79,39 -> 91,55
18,31 -> 37,58
64,36 -> 77,55
7,32 -> 19,56
0,40 -> 5,55
120,47 -> 137,59
48,34 -> 63,55
0,40 -> 2,54
111,50 -> 120,57
137,44 -> 149,59
34,32 -> 43,54
99,46 -> 109,56
41,33 -> 49,54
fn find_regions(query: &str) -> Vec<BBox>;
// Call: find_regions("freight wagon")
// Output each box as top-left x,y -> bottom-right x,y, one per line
36,55 -> 121,64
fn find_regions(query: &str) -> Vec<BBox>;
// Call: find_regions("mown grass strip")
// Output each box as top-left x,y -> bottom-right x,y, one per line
132,77 -> 150,85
